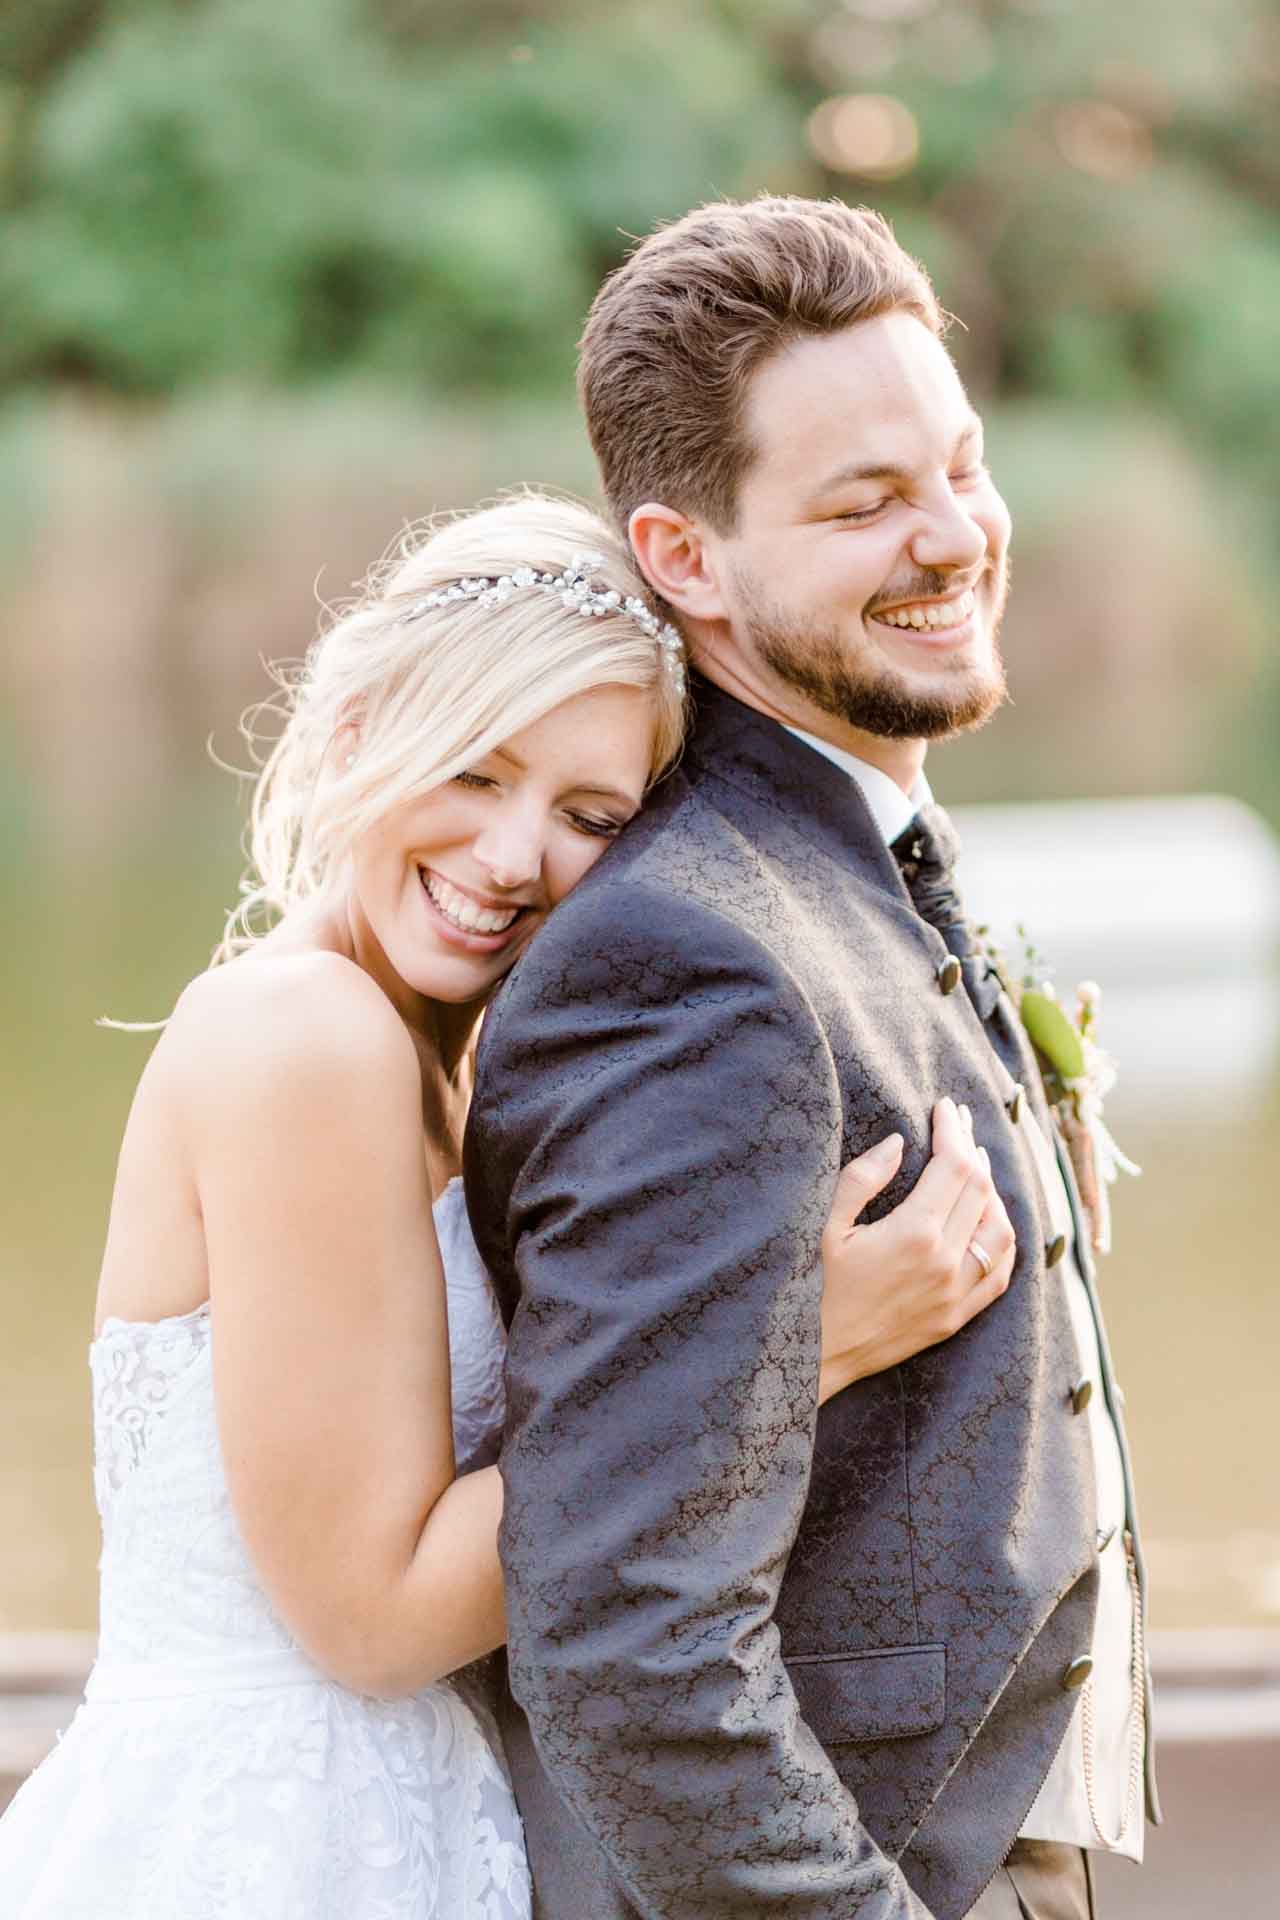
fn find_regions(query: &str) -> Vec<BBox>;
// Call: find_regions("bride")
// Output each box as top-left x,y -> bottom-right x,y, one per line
0,493 -> 1015,1917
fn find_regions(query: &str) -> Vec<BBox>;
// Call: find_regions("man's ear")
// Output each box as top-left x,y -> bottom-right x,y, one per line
628,503 -> 729,624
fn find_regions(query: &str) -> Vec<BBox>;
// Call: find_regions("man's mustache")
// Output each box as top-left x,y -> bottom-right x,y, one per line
867,562 -> 993,614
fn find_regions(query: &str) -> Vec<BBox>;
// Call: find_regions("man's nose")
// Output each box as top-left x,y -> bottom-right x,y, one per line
909,487 -> 989,576
473,804 -> 545,890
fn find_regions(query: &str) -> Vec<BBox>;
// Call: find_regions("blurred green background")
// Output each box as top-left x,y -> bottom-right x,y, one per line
1,0 -> 1277,1641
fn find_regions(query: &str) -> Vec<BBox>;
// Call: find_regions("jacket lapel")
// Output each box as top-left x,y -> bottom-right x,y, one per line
682,676 -> 914,911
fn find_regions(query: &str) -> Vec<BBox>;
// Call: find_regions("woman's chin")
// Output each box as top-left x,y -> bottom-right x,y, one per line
396,927 -> 538,1005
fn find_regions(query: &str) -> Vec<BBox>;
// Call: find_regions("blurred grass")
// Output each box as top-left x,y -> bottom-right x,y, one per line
0,808 -> 238,1629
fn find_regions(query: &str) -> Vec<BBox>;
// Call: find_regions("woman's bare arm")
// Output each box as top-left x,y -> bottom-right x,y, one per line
171,954 -> 504,1697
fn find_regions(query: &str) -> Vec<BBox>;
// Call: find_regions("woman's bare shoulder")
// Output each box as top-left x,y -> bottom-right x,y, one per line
157,951 -> 420,1126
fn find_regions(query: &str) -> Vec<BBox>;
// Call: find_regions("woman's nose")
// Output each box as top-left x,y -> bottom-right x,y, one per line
472,808 -> 544,891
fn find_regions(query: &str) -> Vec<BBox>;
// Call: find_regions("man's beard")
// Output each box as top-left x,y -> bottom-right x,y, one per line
739,565 -> 1010,742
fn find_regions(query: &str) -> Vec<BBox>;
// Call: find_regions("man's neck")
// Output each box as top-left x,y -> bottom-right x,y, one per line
692,650 -> 927,797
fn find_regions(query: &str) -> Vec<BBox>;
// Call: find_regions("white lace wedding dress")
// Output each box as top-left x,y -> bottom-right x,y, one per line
0,1179 -> 531,1919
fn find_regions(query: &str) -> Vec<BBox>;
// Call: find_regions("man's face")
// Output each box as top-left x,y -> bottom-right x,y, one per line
706,311 -> 1012,742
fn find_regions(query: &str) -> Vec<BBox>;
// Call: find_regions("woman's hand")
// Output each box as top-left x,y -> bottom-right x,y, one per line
817,1096 -> 1016,1405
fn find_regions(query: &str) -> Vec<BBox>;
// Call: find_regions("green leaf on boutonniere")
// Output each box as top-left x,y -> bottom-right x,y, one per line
1019,990 -> 1087,1080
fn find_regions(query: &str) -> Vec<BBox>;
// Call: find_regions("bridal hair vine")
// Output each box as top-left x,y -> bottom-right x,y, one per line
404,552 -> 687,697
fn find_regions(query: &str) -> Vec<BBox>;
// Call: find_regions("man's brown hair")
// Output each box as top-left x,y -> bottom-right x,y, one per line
578,196 -> 944,536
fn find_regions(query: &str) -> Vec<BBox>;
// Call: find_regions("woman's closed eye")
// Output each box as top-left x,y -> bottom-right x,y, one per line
566,811 -> 627,840
455,770 -> 626,838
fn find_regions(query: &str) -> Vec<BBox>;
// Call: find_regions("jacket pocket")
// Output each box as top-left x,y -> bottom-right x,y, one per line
785,1643 -> 946,1745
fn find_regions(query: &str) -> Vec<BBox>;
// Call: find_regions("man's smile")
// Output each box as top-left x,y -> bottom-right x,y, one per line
870,586 -> 977,632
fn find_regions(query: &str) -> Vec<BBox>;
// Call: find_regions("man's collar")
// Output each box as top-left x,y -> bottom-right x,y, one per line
681,676 -> 914,903
783,725 -> 932,847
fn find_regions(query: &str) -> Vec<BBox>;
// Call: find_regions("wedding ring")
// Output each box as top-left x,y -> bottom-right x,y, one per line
968,1238 -> 994,1279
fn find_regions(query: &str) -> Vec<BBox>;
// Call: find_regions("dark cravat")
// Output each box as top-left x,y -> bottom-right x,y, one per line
891,804 -> 999,1016
891,803 -> 1051,1126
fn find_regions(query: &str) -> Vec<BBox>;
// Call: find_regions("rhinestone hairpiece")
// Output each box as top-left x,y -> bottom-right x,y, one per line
405,552 -> 686,697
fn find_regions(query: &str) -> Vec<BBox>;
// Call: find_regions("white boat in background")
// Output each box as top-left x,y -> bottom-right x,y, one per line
951,794 -> 1280,1119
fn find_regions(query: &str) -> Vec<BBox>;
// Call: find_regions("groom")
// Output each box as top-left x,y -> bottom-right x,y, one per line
465,198 -> 1156,1917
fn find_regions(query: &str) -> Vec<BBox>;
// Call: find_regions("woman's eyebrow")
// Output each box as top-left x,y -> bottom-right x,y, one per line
569,784 -> 640,808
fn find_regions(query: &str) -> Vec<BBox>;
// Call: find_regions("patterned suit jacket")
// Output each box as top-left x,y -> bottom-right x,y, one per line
464,679 -> 1130,1918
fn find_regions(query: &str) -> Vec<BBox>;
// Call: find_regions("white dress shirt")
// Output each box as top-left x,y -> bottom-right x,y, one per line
787,724 -> 1144,1861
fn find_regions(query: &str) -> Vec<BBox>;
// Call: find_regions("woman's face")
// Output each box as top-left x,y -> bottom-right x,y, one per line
349,682 -> 654,1006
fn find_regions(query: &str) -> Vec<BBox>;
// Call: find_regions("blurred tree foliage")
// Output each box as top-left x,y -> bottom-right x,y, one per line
0,0 -> 1276,805
0,0 -> 1276,472
0,0 -> 793,393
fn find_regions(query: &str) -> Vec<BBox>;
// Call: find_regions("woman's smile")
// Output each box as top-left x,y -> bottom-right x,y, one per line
417,864 -> 533,953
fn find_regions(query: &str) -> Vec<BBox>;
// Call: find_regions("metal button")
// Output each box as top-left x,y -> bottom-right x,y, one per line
1045,1232 -> 1067,1269
1007,1083 -> 1024,1124
1070,1375 -> 1093,1415
936,955 -> 962,995
1096,1524 -> 1118,1553
1062,1655 -> 1093,1691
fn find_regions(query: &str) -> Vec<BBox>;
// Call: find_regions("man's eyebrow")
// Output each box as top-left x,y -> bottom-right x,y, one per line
807,416 -> 984,500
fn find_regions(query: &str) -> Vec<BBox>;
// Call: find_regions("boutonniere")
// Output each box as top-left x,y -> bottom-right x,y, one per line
975,926 -> 1140,1254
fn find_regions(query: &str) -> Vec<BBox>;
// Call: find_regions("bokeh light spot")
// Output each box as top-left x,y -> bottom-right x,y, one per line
1054,99 -> 1154,183
807,93 -> 921,179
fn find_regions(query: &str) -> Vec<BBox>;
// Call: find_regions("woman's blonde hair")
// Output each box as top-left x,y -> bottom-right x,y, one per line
215,491 -> 686,963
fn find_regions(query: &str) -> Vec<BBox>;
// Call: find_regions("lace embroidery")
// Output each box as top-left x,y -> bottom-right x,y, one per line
0,1682 -> 530,1917
1,1186 -> 529,1916
91,1305 -> 211,1512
